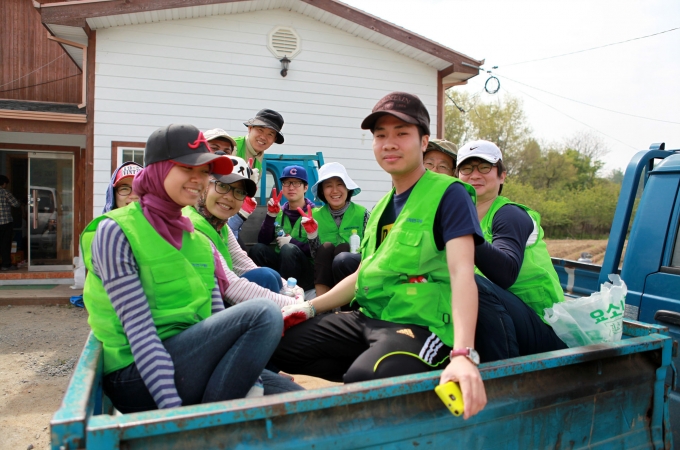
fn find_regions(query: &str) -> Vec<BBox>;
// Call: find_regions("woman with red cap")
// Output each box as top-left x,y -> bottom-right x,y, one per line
103,161 -> 142,213
81,125 -> 287,413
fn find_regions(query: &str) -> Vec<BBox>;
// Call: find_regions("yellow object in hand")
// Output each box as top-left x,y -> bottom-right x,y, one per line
435,381 -> 464,417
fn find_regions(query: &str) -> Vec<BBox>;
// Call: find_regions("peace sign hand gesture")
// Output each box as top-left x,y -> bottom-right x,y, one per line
267,188 -> 284,217
297,206 -> 318,239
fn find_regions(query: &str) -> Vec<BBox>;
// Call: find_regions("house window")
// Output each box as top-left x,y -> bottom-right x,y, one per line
121,148 -> 144,166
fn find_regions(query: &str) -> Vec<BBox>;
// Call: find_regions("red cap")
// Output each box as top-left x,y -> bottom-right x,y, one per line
114,163 -> 142,187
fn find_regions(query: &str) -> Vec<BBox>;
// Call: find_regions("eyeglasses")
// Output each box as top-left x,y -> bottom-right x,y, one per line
424,161 -> 453,173
116,186 -> 133,196
282,180 -> 304,188
458,162 -> 496,175
211,180 -> 247,200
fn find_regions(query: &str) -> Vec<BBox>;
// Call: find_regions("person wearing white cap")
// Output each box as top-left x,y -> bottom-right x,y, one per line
204,128 -> 238,155
297,162 -> 369,296
455,139 -> 567,360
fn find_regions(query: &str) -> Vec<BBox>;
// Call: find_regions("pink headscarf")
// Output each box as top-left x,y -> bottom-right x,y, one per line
133,161 -> 229,296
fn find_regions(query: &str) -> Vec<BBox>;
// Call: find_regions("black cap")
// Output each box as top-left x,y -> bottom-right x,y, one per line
243,109 -> 285,144
145,124 -> 233,175
361,92 -> 430,135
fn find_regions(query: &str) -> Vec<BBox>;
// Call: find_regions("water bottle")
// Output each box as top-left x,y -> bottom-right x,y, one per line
274,221 -> 285,237
349,229 -> 361,253
281,277 -> 297,297
280,277 -> 305,299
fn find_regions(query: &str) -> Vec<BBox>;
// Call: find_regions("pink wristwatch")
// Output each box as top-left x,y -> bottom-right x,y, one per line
450,347 -> 480,365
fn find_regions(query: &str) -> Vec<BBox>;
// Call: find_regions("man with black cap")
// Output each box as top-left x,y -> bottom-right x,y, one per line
272,92 -> 488,420
233,109 -> 285,181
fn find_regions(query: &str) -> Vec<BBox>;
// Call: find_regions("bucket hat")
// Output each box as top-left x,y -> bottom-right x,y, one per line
203,128 -> 237,149
145,124 -> 233,175
243,109 -> 285,144
311,162 -> 361,201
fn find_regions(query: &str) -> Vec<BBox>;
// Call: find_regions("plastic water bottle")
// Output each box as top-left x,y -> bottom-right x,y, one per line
281,277 -> 305,299
349,229 -> 361,253
274,221 -> 285,237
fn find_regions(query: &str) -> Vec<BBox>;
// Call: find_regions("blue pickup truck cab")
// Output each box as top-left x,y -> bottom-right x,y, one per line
553,143 -> 680,445
51,147 -> 677,449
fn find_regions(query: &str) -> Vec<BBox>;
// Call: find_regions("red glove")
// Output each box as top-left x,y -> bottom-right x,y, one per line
267,188 -> 283,217
282,302 -> 316,333
239,196 -> 257,219
297,206 -> 318,239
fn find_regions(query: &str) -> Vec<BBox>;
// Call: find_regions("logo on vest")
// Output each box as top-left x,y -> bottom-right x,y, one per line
405,218 -> 423,224
192,263 -> 208,268
188,131 -> 209,150
396,328 -> 415,338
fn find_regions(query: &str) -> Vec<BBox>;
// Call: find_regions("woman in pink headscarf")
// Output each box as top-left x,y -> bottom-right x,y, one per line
81,124 -> 295,413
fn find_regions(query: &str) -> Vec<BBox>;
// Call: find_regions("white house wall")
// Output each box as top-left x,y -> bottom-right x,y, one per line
93,8 -> 439,214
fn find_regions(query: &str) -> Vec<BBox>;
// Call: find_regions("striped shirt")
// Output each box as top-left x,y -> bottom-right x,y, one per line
91,218 -> 224,409
219,224 -> 301,308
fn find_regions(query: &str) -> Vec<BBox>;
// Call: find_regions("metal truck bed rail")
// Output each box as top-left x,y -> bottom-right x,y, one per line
52,320 -> 673,449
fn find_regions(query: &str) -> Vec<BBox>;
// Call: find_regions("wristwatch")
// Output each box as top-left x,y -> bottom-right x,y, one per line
450,347 -> 480,365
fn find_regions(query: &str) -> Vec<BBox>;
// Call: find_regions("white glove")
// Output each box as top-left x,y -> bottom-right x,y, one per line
250,167 -> 260,183
282,302 -> 316,331
276,235 -> 292,248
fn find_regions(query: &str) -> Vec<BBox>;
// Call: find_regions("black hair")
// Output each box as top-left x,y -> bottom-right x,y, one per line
0,175 -> 8,186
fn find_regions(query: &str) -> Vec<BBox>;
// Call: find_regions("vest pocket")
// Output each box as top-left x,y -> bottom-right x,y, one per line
387,230 -> 423,273
147,261 -> 193,309
382,281 -> 443,329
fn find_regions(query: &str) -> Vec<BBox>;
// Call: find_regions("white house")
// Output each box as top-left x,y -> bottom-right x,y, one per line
0,0 -> 482,273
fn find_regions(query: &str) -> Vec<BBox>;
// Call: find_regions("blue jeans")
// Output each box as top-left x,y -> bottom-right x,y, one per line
474,274 -> 567,363
248,243 -> 314,291
241,267 -> 283,293
103,299 -> 299,413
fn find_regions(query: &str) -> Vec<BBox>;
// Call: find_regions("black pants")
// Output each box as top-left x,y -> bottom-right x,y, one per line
475,274 -> 567,363
0,221 -> 13,268
248,243 -> 314,291
314,243 -> 361,287
272,311 -> 451,383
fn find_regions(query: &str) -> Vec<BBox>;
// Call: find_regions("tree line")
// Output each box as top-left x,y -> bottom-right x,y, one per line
445,92 -> 624,239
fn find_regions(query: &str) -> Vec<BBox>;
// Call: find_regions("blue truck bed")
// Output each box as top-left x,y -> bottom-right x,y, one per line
52,320 -> 674,449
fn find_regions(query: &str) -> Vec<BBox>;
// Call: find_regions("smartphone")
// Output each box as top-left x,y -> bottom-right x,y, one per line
434,381 -> 464,417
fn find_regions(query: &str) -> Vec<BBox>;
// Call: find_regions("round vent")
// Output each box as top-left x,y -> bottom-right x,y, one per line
267,26 -> 301,59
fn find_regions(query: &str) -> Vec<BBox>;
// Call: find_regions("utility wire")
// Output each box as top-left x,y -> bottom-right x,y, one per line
501,27 -> 679,67
496,73 -> 680,125
505,85 -> 638,150
0,73 -> 81,93
0,54 -> 67,88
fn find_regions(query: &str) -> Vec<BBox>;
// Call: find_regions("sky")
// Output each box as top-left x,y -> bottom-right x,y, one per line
342,0 -> 680,174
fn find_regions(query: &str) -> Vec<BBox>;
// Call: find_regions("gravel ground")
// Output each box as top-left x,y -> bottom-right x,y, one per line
0,304 -> 90,450
0,303 -> 335,450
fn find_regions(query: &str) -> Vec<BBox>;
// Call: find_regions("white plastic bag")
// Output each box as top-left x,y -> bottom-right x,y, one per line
544,274 -> 627,348
71,250 -> 86,290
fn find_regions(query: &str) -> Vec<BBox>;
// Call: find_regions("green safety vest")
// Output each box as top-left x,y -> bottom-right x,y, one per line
81,202 -> 215,374
275,208 -> 309,254
182,206 -> 233,270
233,136 -> 263,174
313,202 -> 367,245
477,196 -> 564,321
354,170 -> 477,347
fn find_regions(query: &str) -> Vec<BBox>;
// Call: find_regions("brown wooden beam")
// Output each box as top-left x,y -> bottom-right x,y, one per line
0,118 -> 87,134
0,143 -> 80,152
0,110 -> 87,123
81,29 -> 97,242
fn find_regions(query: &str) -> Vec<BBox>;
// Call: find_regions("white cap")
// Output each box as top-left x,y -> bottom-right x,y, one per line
457,140 -> 502,166
311,162 -> 361,199
203,128 -> 237,148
